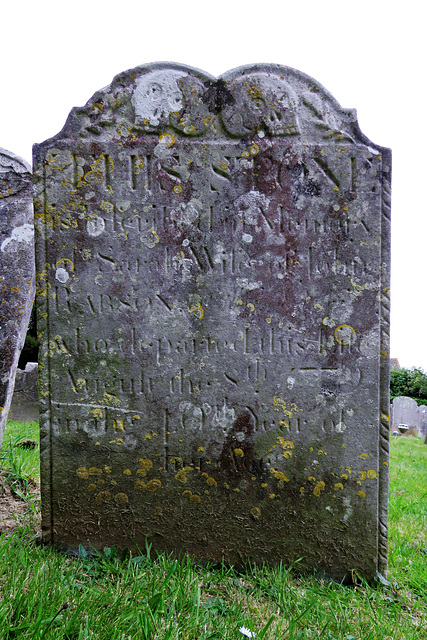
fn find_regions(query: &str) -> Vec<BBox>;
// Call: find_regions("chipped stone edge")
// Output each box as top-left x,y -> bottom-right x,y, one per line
378,149 -> 392,575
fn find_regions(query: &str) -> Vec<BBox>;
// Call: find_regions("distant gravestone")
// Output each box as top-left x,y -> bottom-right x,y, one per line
34,63 -> 391,580
418,405 -> 427,436
8,362 -> 39,423
391,396 -> 420,434
0,148 -> 34,445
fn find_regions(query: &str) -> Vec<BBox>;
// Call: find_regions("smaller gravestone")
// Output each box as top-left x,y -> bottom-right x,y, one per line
418,405 -> 427,437
0,149 -> 34,445
8,362 -> 39,423
391,396 -> 420,435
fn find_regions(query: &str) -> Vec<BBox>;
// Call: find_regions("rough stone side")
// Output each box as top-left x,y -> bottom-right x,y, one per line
0,149 -> 35,445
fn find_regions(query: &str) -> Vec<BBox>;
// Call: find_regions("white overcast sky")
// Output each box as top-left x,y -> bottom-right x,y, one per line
2,0 -> 425,370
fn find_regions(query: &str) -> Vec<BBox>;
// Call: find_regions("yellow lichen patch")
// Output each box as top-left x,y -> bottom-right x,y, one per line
175,468 -> 188,483
100,200 -> 114,213
261,483 -> 268,488
271,471 -> 289,482
140,228 -> 159,248
233,488 -> 240,493
233,448 -> 244,458
381,413 -> 390,422
269,493 -> 276,499
250,144 -> 259,156
358,471 -> 367,481
88,467 -> 103,476
146,479 -> 162,492
206,477 -> 217,487
103,393 -> 121,407
250,507 -> 261,519
313,481 -> 325,497
109,438 -> 124,446
334,482 -> 344,491
224,482 -> 230,490
158,133 -> 175,148
182,490 -> 192,498
197,446 -> 204,452
104,466 -> 112,474
189,302 -> 205,319
308,476 -> 316,482
96,490 -> 111,503
76,467 -> 89,479
144,433 -> 152,440
173,185 -> 182,194
299,487 -> 305,494
135,479 -> 146,491
123,469 -> 132,476
277,437 -> 294,450
236,299 -> 243,305
113,419 -> 124,431
201,472 -> 209,478
87,483 -> 97,492
359,453 -> 369,460
190,493 -> 201,504
382,461 -> 389,467
366,469 -> 377,479
240,150 -> 250,158
114,492 -> 129,505
334,324 -> 357,346
138,458 -> 153,476
357,490 -> 366,498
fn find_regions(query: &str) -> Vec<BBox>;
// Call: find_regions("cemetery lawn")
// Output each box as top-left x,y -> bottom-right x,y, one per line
0,423 -> 426,640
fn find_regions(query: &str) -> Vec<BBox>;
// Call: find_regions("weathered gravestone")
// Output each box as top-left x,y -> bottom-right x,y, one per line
34,63 -> 391,580
8,362 -> 39,423
0,148 -> 35,446
391,396 -> 420,434
418,405 -> 427,436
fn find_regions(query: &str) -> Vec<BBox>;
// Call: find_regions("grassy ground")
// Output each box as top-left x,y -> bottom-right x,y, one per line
0,422 -> 426,639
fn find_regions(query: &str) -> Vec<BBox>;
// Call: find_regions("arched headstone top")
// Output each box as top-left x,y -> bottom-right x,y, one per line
47,63 -> 375,148
34,62 -> 391,581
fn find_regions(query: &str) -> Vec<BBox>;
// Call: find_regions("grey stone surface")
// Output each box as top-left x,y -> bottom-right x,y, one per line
418,405 -> 427,436
8,362 -> 39,423
391,396 -> 420,431
34,62 -> 391,580
0,148 -> 34,444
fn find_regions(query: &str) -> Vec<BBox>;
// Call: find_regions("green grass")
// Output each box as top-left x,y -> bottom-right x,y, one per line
0,424 -> 426,639
0,420 -> 40,487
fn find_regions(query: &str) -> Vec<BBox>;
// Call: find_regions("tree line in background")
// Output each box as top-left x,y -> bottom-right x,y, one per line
390,367 -> 427,406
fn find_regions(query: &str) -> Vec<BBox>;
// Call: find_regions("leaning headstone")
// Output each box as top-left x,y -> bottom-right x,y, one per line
391,396 -> 420,432
418,405 -> 427,436
8,362 -> 39,423
34,63 -> 391,580
0,149 -> 34,445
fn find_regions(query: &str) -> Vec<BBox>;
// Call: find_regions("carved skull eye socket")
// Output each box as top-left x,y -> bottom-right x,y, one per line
147,83 -> 162,99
